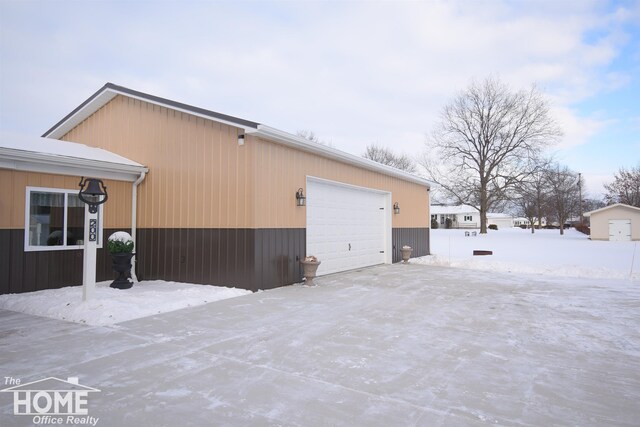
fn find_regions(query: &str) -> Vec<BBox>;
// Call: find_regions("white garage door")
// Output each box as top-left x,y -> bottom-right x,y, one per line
609,219 -> 631,241
307,178 -> 389,276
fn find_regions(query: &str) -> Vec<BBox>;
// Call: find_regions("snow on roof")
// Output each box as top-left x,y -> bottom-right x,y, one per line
1,132 -> 143,167
430,205 -> 513,218
0,132 -> 147,182
430,204 -> 478,214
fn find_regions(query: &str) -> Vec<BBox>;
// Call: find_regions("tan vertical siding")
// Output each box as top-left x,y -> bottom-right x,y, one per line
60,95 -> 429,229
249,136 -> 429,229
0,170 -> 131,229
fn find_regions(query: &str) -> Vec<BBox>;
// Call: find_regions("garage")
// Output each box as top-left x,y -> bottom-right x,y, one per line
609,219 -> 632,241
306,178 -> 391,275
585,203 -> 640,241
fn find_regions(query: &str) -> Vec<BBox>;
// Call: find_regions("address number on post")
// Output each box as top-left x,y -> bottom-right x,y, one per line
89,219 -> 97,242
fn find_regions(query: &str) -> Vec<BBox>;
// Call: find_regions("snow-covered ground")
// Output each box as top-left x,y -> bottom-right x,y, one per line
415,227 -> 639,280
0,280 -> 251,326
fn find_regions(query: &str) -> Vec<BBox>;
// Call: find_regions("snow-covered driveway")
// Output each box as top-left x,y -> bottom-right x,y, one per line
1,264 -> 639,426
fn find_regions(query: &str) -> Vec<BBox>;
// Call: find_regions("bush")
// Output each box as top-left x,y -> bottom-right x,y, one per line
431,218 -> 439,229
519,224 -> 527,229
575,224 -> 590,235
488,224 -> 498,230
108,231 -> 134,253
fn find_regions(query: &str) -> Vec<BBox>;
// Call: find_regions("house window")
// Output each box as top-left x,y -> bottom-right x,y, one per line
464,215 -> 473,221
24,187 -> 102,251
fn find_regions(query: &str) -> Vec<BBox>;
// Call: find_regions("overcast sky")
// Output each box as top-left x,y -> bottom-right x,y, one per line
1,0 -> 638,197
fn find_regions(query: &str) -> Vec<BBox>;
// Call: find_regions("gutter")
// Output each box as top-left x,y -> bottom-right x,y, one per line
248,125 -> 432,188
130,171 -> 147,282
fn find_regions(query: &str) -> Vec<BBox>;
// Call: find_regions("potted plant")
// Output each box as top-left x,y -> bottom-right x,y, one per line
300,255 -> 321,285
400,245 -> 413,263
107,231 -> 135,289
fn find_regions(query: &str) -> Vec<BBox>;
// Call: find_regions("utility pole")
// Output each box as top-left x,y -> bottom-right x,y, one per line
578,172 -> 583,224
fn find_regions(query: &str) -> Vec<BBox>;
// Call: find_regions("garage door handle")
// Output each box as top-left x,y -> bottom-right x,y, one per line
348,243 -> 351,251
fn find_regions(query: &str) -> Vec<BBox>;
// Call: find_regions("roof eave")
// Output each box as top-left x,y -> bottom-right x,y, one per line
249,125 -> 431,188
0,148 -> 148,182
43,83 -> 259,139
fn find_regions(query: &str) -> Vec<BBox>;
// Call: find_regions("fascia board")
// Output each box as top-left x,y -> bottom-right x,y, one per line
44,90 -> 118,139
249,125 -> 431,188
0,149 -> 148,182
45,86 -> 256,139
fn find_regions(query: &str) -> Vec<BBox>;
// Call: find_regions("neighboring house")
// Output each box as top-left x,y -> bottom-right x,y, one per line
431,204 -> 514,229
487,213 -> 514,229
584,203 -> 640,241
431,204 -> 479,228
1,83 -> 431,295
513,217 -> 531,227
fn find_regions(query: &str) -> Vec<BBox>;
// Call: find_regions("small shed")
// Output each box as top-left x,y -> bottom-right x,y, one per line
584,203 -> 640,241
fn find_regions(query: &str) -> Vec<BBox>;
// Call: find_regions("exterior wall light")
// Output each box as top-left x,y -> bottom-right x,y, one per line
238,134 -> 245,145
296,188 -> 306,207
79,177 -> 108,214
393,202 -> 400,214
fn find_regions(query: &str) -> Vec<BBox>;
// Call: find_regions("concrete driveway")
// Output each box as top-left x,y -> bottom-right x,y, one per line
1,264 -> 639,426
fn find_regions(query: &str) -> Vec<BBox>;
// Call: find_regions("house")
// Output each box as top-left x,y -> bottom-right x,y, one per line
430,204 -> 514,229
431,204 -> 478,228
1,83 -> 431,294
584,203 -> 640,241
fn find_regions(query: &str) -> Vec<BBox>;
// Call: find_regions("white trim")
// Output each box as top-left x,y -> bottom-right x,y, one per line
0,147 -> 147,182
44,88 -> 256,139
24,186 -> 103,252
252,126 -> 431,187
585,203 -> 640,217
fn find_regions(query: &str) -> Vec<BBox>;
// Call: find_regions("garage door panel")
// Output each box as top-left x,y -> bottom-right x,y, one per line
609,219 -> 631,241
307,179 -> 387,276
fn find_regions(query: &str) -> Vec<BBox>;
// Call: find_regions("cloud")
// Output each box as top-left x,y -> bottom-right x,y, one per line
0,0 -> 636,162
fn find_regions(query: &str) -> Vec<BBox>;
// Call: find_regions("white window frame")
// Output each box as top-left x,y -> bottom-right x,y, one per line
24,186 -> 103,252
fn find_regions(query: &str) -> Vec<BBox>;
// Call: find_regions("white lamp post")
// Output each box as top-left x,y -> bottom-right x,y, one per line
78,177 -> 108,301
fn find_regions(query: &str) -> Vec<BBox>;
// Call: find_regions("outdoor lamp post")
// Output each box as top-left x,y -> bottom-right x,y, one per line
79,177 -> 108,301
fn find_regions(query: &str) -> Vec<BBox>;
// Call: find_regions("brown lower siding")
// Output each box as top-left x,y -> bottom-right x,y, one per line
0,228 -> 126,295
392,227 -> 430,263
136,228 -> 306,292
1,227 -> 429,295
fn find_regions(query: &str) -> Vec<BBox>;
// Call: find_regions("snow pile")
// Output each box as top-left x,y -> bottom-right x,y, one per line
108,231 -> 133,243
0,281 -> 251,326
414,228 -> 639,280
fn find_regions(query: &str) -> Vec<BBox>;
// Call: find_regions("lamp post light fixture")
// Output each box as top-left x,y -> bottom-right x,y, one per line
78,177 -> 109,302
393,202 -> 400,214
296,188 -> 306,207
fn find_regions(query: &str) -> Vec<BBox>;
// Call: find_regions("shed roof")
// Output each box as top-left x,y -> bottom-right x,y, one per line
42,83 -> 430,188
0,132 -> 148,182
584,203 -> 640,217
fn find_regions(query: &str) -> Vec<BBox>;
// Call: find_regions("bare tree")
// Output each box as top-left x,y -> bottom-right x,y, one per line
296,129 -> 332,147
515,157 -> 553,233
363,144 -> 416,173
545,163 -> 581,235
421,76 -> 561,233
604,164 -> 640,207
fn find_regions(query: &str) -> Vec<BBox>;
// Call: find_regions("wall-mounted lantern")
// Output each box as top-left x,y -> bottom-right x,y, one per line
238,134 -> 245,146
78,177 -> 108,213
393,202 -> 400,214
296,188 -> 306,207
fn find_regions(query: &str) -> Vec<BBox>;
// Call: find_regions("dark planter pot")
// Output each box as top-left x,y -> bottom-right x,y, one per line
110,252 -> 135,289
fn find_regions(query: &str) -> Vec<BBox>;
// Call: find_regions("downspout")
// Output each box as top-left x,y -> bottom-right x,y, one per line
130,171 -> 146,282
